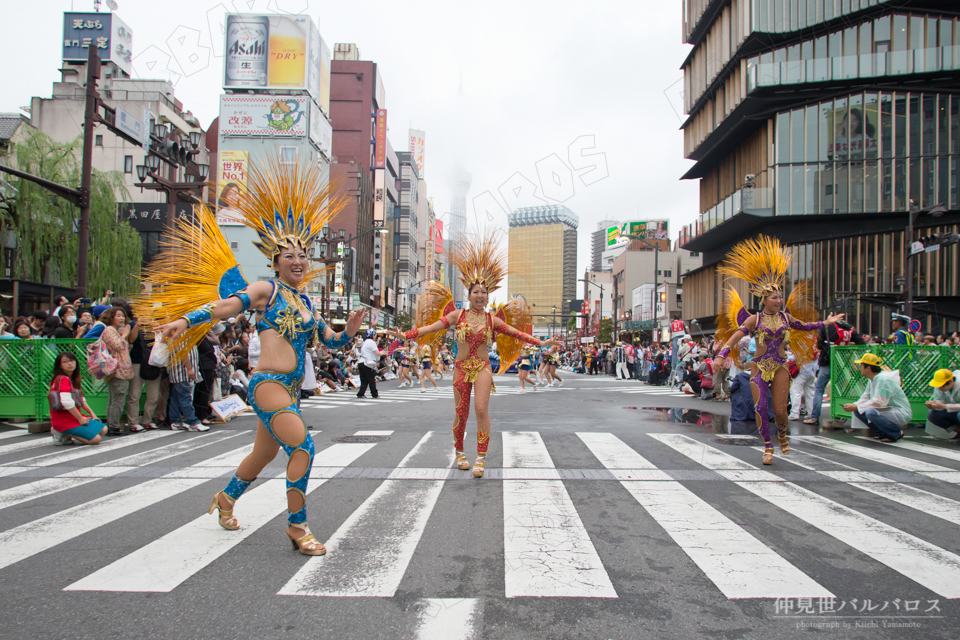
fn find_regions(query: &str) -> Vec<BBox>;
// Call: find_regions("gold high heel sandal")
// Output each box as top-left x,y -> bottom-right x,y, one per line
762,448 -> 774,465
287,524 -> 327,556
208,491 -> 239,531
473,455 -> 486,478
456,450 -> 470,471
778,431 -> 790,455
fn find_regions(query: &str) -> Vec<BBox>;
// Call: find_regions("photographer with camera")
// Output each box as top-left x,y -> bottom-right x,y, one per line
806,320 -> 864,425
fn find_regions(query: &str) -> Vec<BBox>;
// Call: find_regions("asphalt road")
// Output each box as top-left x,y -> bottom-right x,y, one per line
0,371 -> 958,640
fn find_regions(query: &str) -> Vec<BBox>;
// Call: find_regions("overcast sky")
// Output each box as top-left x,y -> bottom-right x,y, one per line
3,0 -> 699,290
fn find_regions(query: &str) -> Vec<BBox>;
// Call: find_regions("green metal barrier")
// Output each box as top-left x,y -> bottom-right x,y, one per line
0,339 -> 110,422
830,345 -> 960,423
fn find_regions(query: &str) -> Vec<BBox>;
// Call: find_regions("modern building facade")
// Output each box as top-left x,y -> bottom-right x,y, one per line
507,205 -> 578,333
396,151 -> 421,315
590,219 -> 621,271
679,0 -> 960,336
612,249 -> 702,335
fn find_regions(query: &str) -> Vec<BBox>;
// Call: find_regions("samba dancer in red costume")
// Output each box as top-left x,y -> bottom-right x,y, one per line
392,233 -> 559,477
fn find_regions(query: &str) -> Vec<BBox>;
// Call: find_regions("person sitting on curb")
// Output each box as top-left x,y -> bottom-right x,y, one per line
49,352 -> 107,445
842,353 -> 912,442
925,369 -> 960,441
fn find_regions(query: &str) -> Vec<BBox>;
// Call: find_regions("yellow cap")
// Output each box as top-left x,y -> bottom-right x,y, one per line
854,353 -> 883,366
930,369 -> 955,388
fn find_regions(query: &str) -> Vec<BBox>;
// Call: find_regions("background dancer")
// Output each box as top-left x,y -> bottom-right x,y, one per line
713,236 -> 842,465
392,233 -> 558,477
517,345 -> 538,391
419,343 -> 439,393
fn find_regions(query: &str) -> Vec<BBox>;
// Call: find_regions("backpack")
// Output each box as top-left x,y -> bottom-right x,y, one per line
86,337 -> 118,380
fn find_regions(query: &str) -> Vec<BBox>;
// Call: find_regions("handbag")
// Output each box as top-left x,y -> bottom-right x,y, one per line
86,338 -> 118,380
148,335 -> 170,367
48,376 -> 83,411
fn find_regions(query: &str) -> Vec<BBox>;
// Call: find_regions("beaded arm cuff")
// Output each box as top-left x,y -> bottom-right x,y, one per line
441,316 -> 452,329
717,347 -> 731,358
319,326 -> 353,349
182,302 -> 215,328
494,323 -> 542,346
403,328 -> 419,340
227,289 -> 252,312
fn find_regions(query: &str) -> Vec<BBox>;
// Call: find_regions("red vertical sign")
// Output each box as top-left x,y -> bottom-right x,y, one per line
374,109 -> 387,168
434,220 -> 443,253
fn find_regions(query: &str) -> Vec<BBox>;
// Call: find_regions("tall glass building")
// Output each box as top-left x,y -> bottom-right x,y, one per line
507,205 -> 579,334
678,0 -> 960,336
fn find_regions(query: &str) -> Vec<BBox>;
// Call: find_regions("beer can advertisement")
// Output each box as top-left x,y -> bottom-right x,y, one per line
217,150 -> 248,226
224,14 -> 324,100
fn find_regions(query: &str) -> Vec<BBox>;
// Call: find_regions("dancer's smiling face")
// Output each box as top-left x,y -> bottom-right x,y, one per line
469,283 -> 488,310
763,290 -> 783,313
274,242 -> 308,286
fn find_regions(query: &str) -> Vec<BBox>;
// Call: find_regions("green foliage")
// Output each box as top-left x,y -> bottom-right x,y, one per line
0,130 -> 141,296
597,318 -> 613,344
566,316 -> 576,331
395,312 -> 413,332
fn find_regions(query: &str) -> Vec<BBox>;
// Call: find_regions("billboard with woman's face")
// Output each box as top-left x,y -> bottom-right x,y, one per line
217,150 -> 248,225
827,104 -> 878,160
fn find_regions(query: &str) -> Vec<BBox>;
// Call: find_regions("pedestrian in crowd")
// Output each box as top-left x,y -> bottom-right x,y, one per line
51,295 -> 70,318
167,343 -> 207,432
74,309 -> 95,337
48,352 -> 107,445
82,305 -> 110,340
890,313 -> 914,345
624,341 -> 636,379
842,353 -> 911,442
99,306 -> 135,435
694,351 -> 715,399
194,324 -> 223,425
230,357 -> 251,402
807,321 -> 864,424
28,310 -> 47,336
357,329 -> 384,399
39,316 -> 60,338
54,306 -> 78,338
680,361 -> 702,395
613,341 -> 628,380
788,355 -> 817,421
10,319 -> 34,339
115,299 -> 157,431
925,369 -> 960,441
0,316 -> 14,338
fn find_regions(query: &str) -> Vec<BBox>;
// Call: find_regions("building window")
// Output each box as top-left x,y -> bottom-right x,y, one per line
279,146 -> 297,165
664,270 -> 672,278
230,241 -> 239,252
123,156 -> 133,174
95,135 -> 103,147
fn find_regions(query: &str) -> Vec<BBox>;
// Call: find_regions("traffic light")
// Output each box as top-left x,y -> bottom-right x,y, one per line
336,304 -> 344,319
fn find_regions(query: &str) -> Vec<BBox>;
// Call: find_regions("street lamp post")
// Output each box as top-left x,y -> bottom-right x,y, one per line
578,278 -> 604,338
552,305 -> 557,338
904,201 -> 946,319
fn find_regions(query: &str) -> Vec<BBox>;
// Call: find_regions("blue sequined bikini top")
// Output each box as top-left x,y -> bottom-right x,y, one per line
256,280 -> 317,347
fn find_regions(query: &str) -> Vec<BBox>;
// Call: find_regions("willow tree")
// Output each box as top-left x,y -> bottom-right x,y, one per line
0,130 -> 141,297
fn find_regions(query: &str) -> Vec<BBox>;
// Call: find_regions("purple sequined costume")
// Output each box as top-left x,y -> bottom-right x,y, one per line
739,311 -> 824,447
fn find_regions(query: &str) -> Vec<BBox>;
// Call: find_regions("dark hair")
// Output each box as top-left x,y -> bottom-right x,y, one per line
58,305 -> 75,320
99,306 -> 127,326
111,297 -> 134,321
864,363 -> 882,373
31,310 -> 48,321
40,316 -> 61,337
234,357 -> 249,373
13,320 -> 32,336
218,182 -> 240,209
52,352 -> 82,389
847,107 -> 875,138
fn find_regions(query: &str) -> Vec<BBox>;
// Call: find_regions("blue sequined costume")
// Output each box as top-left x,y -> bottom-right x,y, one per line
222,279 -> 350,524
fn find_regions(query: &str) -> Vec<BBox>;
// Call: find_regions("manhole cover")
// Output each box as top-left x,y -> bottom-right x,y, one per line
712,436 -> 764,446
334,435 -> 391,443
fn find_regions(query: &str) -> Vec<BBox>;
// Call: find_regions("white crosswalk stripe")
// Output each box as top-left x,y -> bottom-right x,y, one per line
4,426 -> 960,602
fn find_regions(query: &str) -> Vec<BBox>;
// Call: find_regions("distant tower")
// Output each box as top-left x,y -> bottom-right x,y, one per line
448,168 -> 471,302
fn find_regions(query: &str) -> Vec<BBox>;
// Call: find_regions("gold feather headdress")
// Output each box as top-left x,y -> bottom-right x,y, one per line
717,235 -> 791,298
451,230 -> 508,293
236,160 -> 349,259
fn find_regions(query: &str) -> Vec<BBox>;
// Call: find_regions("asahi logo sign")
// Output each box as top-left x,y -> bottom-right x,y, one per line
224,15 -> 268,88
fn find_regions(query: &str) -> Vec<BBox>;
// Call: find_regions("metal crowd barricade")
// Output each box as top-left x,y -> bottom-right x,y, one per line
830,345 -> 960,423
0,339 -> 110,422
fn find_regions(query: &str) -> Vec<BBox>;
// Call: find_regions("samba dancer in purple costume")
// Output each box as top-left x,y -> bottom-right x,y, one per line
713,237 -> 843,465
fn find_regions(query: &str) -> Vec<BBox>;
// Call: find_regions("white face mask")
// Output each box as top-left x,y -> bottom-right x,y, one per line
66,316 -> 77,324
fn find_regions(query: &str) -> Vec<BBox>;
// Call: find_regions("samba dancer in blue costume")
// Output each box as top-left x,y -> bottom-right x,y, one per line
140,162 -> 365,556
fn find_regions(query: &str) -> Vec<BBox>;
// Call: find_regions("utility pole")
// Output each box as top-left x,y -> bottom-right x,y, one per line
77,45 -> 99,297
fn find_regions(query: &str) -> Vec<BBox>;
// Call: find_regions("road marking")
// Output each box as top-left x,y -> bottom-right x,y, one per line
581,433 -> 830,599
795,436 -> 960,482
2,430 -> 176,467
658,434 -> 960,599
413,598 -> 482,640
0,430 -> 30,441
0,445 -> 253,572
0,432 -> 242,513
65,438 -> 377,593
855,436 -> 960,465
279,432 -> 453,597
502,431 -> 616,598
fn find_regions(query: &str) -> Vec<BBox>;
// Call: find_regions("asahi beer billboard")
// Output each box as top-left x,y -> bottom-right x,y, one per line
223,14 -> 328,103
